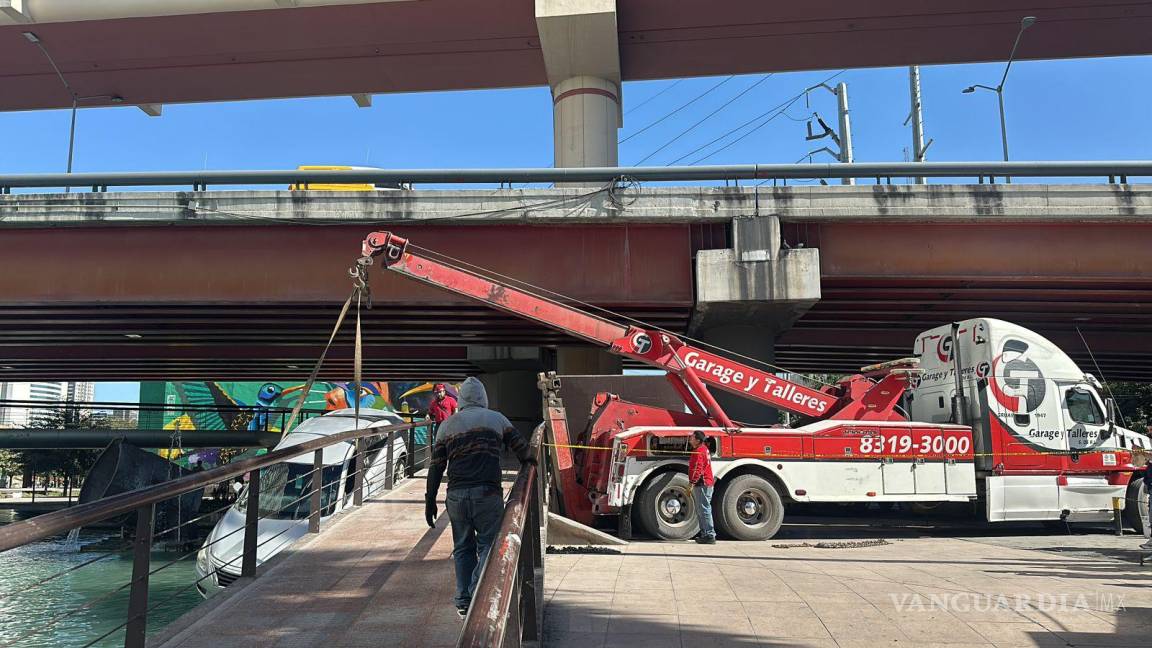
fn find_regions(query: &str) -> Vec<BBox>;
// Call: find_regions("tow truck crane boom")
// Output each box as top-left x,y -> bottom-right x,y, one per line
360,231 -> 915,425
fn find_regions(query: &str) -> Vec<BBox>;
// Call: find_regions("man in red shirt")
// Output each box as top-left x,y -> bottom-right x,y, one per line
428,383 -> 458,428
688,430 -> 716,544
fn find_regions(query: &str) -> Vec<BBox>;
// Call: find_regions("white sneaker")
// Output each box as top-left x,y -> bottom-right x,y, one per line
1140,540 -> 1152,550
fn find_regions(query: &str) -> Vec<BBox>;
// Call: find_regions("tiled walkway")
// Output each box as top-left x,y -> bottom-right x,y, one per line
156,474 -> 464,648
544,532 -> 1152,648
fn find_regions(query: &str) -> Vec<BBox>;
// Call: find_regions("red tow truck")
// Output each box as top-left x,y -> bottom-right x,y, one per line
358,231 -> 1148,541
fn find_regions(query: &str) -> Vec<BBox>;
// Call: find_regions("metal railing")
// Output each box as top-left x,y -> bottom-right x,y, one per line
0,398 -> 330,437
0,160 -> 1149,192
0,418 -> 428,648
458,425 -> 546,648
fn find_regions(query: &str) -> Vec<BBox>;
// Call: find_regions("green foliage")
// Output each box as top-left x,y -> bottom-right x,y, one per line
1105,381 -> 1152,434
6,408 -> 108,486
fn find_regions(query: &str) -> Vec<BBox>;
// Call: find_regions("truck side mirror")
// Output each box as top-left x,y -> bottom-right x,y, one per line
1104,397 -> 1116,440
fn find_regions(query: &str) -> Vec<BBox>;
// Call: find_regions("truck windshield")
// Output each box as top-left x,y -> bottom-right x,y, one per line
236,463 -> 344,520
1065,389 -> 1105,425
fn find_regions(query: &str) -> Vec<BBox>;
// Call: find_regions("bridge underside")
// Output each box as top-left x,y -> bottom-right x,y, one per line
3,0 -> 1152,110
2,196 -> 1150,380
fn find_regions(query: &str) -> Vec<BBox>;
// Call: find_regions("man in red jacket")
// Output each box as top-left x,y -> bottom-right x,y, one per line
428,383 -> 458,429
688,430 -> 716,544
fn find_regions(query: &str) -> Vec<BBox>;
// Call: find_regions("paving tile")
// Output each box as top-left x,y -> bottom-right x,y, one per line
964,622 -> 1068,646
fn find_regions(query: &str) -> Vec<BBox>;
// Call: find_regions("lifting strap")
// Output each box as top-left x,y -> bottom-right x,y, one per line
280,287 -> 361,438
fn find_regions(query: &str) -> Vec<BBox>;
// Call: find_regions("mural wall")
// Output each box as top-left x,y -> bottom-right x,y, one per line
139,380 -> 458,433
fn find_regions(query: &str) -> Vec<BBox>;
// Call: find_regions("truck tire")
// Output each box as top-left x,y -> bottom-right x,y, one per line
714,474 -> 784,541
1123,476 -> 1149,536
634,472 -> 699,540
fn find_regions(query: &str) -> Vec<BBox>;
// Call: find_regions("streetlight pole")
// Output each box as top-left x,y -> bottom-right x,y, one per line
962,16 -> 1036,178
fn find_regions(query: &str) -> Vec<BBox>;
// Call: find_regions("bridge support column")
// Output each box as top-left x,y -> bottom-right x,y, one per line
689,215 -> 821,425
536,0 -> 621,168
469,346 -> 546,437
556,346 -> 622,375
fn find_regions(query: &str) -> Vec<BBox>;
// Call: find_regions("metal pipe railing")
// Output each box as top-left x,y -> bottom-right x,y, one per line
458,426 -> 546,648
0,160 -> 1149,191
0,419 -> 424,648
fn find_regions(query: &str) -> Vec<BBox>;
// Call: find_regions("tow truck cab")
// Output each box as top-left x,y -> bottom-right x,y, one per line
909,318 -> 1150,525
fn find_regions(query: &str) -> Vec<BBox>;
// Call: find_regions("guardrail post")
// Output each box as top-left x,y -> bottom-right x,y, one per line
241,469 -> 261,577
405,427 -> 415,477
353,438 -> 365,506
309,449 -> 323,533
124,502 -> 155,648
521,464 -> 544,645
385,431 -> 395,491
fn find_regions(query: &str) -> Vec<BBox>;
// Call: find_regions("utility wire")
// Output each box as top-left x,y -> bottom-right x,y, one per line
632,74 -> 773,166
624,79 -> 683,116
667,70 -> 845,166
618,75 -> 735,144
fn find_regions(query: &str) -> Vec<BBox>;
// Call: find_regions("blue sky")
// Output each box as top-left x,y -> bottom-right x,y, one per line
2,56 -> 1149,177
12,55 -> 1149,400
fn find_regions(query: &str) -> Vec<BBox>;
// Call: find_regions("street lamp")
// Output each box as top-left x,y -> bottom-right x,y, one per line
22,31 -> 123,182
962,16 -> 1037,165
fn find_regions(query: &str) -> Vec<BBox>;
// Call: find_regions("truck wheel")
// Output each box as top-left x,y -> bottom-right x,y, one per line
634,472 -> 699,540
715,474 -> 783,541
1123,476 -> 1149,536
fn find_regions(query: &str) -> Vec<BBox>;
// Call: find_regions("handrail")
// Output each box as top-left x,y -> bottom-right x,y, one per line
458,425 -> 546,648
0,415 -> 431,648
0,419 -> 420,552
0,160 -> 1149,191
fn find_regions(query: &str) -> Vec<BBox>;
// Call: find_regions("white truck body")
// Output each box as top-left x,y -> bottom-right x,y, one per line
909,318 -> 1149,523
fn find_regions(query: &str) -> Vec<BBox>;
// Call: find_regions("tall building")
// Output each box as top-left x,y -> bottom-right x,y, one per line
0,381 -> 96,427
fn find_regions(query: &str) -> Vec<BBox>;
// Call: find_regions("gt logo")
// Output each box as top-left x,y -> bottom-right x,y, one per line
631,332 -> 652,355
976,361 -> 991,379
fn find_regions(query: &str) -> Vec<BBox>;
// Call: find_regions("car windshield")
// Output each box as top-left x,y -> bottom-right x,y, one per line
236,462 -> 344,520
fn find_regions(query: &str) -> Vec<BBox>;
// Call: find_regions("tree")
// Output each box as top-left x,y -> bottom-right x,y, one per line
10,408 -> 107,497
1106,381 -> 1152,435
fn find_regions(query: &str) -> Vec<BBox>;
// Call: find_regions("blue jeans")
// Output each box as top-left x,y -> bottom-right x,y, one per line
445,485 -> 504,608
693,484 -> 715,539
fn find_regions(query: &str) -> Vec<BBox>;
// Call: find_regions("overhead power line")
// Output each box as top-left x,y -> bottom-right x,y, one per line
632,74 -> 773,166
668,70 -> 846,166
624,79 -> 683,116
618,75 -> 735,144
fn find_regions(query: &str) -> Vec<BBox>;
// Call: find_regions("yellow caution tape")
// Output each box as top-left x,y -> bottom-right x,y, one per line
544,442 -> 1139,462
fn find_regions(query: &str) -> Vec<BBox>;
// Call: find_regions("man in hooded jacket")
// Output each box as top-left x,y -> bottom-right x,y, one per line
425,377 -> 533,617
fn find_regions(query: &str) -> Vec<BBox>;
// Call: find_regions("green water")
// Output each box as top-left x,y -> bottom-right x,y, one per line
0,510 -> 204,648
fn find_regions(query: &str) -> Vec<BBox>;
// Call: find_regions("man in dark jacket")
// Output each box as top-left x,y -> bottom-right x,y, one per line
425,377 -> 533,617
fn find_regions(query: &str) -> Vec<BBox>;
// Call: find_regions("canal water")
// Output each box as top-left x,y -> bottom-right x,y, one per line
0,510 -> 203,648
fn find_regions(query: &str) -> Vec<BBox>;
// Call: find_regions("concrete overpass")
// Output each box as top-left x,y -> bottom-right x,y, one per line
2,181 -> 1150,385
5,0 -> 1151,112
5,1 -> 1152,169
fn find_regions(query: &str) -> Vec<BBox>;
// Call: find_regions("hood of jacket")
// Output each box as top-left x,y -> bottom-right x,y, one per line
458,376 -> 488,410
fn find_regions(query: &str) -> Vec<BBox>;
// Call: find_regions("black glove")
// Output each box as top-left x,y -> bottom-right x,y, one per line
425,495 -> 438,528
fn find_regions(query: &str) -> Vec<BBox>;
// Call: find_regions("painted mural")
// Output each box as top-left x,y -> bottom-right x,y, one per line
140,380 -> 459,433
139,380 -> 457,467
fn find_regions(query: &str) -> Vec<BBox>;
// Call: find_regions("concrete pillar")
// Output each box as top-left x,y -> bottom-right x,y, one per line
690,215 -> 822,426
476,370 -> 541,438
536,0 -> 621,168
694,322 -> 779,425
556,346 -> 622,375
468,346 -> 547,437
552,75 -> 620,167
